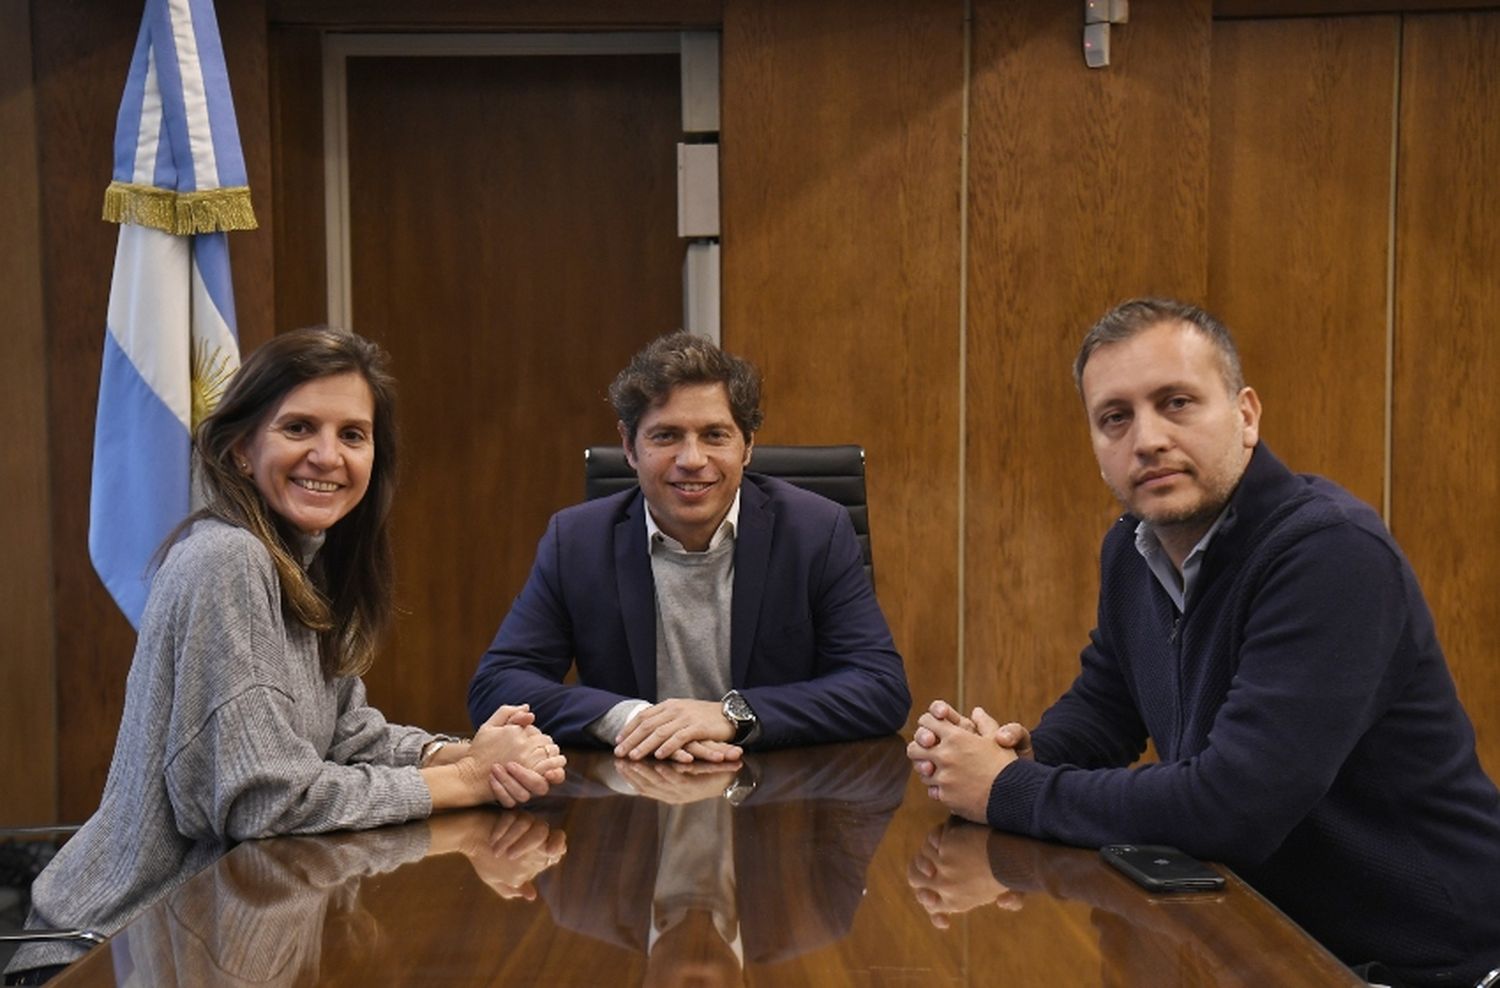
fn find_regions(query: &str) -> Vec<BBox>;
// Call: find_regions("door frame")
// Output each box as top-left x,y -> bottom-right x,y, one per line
321,32 -> 686,331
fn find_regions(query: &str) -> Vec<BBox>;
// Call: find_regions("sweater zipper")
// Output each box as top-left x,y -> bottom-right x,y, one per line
1170,608 -> 1186,750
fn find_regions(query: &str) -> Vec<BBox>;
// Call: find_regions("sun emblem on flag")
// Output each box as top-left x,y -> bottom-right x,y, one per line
190,341 -> 237,429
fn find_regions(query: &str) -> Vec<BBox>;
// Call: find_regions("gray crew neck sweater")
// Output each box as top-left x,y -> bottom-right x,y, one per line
651,535 -> 735,702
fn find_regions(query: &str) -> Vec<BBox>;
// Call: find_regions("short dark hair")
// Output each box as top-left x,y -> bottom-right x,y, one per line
183,326 -> 398,679
609,332 -> 764,445
1074,298 -> 1246,396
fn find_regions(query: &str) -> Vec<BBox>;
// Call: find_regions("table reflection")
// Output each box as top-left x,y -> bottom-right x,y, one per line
532,738 -> 909,985
105,826 -> 418,986
906,820 -> 1362,987
50,738 -> 1359,988
100,811 -> 567,987
61,739 -> 905,988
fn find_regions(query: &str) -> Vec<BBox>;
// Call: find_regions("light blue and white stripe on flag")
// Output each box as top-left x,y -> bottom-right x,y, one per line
90,0 -> 255,628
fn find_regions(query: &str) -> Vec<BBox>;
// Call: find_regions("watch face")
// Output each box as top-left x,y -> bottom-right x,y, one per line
724,691 -> 753,723
723,692 -> 756,745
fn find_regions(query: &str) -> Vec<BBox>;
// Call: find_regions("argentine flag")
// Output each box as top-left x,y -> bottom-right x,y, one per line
90,0 -> 256,628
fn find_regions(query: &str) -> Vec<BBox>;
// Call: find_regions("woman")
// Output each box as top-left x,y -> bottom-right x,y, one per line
5,328 -> 563,985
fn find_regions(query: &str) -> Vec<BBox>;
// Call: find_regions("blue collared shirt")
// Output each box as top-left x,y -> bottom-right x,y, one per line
1134,507 -> 1232,613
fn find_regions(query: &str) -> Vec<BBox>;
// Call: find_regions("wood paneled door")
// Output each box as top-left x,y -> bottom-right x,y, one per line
276,40 -> 686,731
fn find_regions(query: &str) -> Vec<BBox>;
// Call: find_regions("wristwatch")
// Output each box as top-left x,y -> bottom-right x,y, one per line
420,734 -> 464,767
721,689 -> 758,745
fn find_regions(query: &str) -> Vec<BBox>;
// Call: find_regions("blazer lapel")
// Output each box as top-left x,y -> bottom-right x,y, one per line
615,493 -> 658,699
730,479 -> 771,685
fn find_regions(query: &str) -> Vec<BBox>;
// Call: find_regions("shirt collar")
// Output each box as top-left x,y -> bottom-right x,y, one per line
645,488 -> 742,554
1134,506 -> 1232,612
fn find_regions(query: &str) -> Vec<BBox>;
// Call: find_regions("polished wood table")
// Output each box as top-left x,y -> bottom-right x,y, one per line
52,738 -> 1361,986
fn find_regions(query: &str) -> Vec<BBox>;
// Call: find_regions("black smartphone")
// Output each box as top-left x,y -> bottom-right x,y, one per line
1100,844 -> 1226,893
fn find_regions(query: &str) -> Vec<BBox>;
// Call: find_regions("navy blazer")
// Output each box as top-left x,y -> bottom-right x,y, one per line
467,473 -> 910,746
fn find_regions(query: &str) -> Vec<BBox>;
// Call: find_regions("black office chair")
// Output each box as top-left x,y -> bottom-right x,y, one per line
0,825 -> 101,972
584,444 -> 874,585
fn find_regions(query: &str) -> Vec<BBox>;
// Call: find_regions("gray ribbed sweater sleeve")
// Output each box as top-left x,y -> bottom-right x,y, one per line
330,676 -> 430,767
165,686 -> 430,841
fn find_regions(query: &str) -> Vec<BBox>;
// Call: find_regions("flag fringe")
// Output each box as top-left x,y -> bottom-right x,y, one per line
103,181 -> 258,235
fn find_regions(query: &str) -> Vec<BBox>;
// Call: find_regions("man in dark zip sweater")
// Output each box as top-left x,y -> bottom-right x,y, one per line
909,298 -> 1500,987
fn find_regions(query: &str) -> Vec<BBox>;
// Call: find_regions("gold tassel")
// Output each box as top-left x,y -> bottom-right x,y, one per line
102,181 -> 258,235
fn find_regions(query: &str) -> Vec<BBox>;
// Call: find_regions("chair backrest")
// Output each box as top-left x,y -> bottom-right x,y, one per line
583,444 -> 874,584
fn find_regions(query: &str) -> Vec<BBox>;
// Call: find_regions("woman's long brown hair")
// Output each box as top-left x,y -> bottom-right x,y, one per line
162,327 -> 398,679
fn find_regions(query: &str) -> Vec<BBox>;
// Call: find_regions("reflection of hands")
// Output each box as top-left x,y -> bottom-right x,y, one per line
614,756 -> 740,804
447,811 -> 567,901
907,820 -> 1022,929
907,699 -> 1018,823
614,698 -> 743,764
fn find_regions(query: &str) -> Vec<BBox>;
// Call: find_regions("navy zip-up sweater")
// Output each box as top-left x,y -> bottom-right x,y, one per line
989,445 -> 1500,985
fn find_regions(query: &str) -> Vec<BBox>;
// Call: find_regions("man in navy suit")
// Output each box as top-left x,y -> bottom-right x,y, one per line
468,332 -> 910,763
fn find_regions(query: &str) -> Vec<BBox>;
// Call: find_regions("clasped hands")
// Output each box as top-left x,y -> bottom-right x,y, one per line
614,698 -> 743,764
465,704 -> 568,807
907,700 -> 1033,823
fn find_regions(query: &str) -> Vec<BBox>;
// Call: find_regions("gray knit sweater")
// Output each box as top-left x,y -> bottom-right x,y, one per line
8,520 -> 433,972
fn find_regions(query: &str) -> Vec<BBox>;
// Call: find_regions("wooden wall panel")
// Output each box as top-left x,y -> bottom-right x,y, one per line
24,0 -> 1500,827
269,24 -> 327,332
1392,12 -> 1500,776
343,53 -> 683,731
1208,17 -> 1396,510
1216,0 -> 1497,16
720,0 -> 965,728
0,0 -> 57,824
218,0 -> 278,354
32,0 -> 163,822
963,0 -> 1212,725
